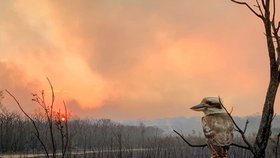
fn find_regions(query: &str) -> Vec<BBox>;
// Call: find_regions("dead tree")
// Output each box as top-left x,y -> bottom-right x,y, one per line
6,78 -> 69,158
30,78 -> 57,158
54,101 -> 69,158
5,90 -> 50,157
227,0 -> 280,157
176,0 -> 280,157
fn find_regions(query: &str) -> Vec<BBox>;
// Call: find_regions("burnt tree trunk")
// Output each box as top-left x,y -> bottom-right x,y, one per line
254,77 -> 279,158
253,1 -> 280,157
178,1 -> 279,157
229,0 -> 280,157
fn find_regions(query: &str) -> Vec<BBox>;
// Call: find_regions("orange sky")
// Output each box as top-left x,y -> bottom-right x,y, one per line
0,0 -> 279,120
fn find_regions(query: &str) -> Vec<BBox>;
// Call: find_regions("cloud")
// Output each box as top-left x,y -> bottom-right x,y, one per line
0,0 -> 279,119
0,61 -> 39,112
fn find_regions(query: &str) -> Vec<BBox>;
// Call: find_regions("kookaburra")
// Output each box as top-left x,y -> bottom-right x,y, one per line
190,97 -> 234,158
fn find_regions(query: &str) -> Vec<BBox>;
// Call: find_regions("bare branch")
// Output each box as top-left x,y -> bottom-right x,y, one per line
218,97 -> 254,152
173,129 -> 207,147
5,89 -> 50,158
271,0 -> 279,55
231,0 -> 279,156
32,93 -> 47,111
46,77 -> 56,158
174,129 -> 250,150
261,0 -> 265,11
62,101 -> 69,158
31,78 -> 57,158
46,77 -> 54,107
46,77 -> 55,115
255,0 -> 265,18
6,90 -> 32,123
229,106 -> 234,115
272,20 -> 280,66
272,0 -> 276,24
244,120 -> 249,133
230,0 -> 263,19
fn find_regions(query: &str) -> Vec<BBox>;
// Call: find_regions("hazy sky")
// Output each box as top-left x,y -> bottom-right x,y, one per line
0,0 -> 279,120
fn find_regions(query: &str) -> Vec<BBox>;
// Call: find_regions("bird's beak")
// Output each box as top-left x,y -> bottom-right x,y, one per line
190,104 -> 206,111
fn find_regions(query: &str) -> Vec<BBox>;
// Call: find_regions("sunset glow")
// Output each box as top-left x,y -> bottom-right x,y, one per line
1,0 -> 280,120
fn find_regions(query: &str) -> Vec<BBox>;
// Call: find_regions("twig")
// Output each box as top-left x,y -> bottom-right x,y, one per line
46,77 -> 55,110
173,129 -> 207,147
244,120 -> 249,133
218,97 -> 254,152
229,106 -> 234,115
261,0 -> 265,11
173,129 -> 250,150
46,77 -> 56,158
62,101 -> 69,158
30,78 -> 57,158
272,0 -> 276,25
230,0 -> 263,19
255,0 -> 264,18
5,89 -> 50,158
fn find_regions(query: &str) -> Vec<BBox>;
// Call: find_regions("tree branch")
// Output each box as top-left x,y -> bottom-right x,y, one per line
243,120 -> 249,134
173,129 -> 207,147
30,78 -> 57,158
271,0 -> 280,68
230,0 -> 263,19
229,106 -> 234,115
46,77 -> 55,110
255,0 -> 265,18
261,0 -> 266,11
173,129 -> 250,150
62,101 -> 69,158
272,0 -> 276,24
218,97 -> 254,152
272,21 -> 280,67
46,77 -> 56,158
5,89 -> 50,158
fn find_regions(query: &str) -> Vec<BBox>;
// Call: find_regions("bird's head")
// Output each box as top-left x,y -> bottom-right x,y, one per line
190,97 -> 226,115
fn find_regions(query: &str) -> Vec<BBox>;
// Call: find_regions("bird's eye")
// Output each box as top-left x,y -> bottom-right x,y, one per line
212,103 -> 222,109
206,101 -> 212,105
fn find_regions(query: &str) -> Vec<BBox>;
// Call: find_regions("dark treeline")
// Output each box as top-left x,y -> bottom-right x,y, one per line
0,105 -> 164,153
0,99 -> 279,158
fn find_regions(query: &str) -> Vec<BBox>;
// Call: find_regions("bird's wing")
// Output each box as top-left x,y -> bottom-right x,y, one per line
202,113 -> 234,146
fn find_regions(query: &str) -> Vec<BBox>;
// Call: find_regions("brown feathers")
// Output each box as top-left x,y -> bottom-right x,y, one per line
202,113 -> 234,158
191,97 -> 234,158
204,98 -> 222,109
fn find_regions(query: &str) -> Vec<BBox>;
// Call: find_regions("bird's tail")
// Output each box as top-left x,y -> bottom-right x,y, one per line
211,153 -> 228,158
210,145 -> 229,158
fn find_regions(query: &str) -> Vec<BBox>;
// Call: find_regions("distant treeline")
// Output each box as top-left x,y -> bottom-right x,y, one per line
0,105 -> 279,158
0,105 -> 164,152
124,115 -> 280,136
